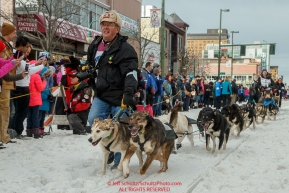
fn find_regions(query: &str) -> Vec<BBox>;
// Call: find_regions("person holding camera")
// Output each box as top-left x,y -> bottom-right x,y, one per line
0,34 -> 30,144
77,10 -> 138,170
11,38 -> 44,139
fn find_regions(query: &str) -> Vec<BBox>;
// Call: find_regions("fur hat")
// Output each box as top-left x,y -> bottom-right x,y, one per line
59,57 -> 71,65
99,10 -> 122,28
1,22 -> 16,36
0,42 -> 6,52
64,56 -> 80,73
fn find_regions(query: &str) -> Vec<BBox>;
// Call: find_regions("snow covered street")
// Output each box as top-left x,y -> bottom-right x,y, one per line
1,101 -> 289,193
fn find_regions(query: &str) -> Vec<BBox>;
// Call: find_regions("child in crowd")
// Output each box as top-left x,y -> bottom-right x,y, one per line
27,67 -> 47,138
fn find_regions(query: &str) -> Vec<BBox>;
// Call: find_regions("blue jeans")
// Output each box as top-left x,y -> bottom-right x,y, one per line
88,97 -> 131,165
153,94 -> 162,116
27,106 -> 40,129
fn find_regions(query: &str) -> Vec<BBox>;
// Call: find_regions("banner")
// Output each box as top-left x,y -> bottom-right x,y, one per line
226,59 -> 231,67
150,9 -> 161,28
221,48 -> 229,63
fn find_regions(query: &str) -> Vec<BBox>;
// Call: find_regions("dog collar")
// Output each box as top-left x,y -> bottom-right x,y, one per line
138,129 -> 145,135
106,128 -> 114,139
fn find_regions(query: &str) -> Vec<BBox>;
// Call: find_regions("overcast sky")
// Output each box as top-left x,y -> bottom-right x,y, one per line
142,0 -> 289,84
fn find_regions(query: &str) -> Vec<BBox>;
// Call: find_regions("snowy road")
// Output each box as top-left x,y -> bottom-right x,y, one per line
1,101 -> 289,193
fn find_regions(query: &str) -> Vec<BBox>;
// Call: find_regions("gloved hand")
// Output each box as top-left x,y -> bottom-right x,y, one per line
123,93 -> 136,107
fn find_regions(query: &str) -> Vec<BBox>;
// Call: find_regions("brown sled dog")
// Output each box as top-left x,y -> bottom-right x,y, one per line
122,111 -> 176,178
88,117 -> 131,176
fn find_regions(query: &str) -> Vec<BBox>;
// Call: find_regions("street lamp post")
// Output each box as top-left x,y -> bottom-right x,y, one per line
86,20 -> 99,44
230,31 -> 239,79
217,9 -> 230,77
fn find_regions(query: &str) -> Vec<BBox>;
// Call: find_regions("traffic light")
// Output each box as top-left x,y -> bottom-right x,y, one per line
269,44 -> 275,55
240,45 -> 246,56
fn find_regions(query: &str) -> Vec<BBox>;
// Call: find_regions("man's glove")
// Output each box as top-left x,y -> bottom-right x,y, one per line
123,93 -> 135,107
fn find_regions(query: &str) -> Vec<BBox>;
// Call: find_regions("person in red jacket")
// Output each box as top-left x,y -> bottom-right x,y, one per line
27,69 -> 47,138
65,69 -> 92,135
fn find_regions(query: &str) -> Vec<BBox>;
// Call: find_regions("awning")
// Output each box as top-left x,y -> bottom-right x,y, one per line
16,14 -> 102,43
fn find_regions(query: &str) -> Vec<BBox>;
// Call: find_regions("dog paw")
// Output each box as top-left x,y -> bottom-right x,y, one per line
157,168 -> 167,173
206,147 -> 211,151
123,172 -> 130,178
140,169 -> 146,175
118,165 -> 123,171
176,144 -> 182,150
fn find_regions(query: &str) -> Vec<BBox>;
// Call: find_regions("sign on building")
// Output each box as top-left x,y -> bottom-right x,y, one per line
150,9 -> 161,28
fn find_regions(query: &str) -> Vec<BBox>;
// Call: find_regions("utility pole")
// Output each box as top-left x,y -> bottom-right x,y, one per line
160,0 -> 165,77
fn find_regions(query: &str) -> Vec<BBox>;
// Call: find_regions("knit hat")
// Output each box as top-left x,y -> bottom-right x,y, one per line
262,68 -> 267,72
0,42 -> 6,52
38,53 -> 49,59
1,22 -> 16,36
99,10 -> 122,28
153,68 -> 159,74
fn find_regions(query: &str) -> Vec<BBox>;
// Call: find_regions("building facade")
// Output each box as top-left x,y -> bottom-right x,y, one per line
141,5 -> 189,75
12,0 -> 141,61
198,42 -> 276,86
187,29 -> 230,58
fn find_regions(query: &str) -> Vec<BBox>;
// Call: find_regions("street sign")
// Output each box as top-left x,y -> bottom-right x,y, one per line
220,72 -> 225,75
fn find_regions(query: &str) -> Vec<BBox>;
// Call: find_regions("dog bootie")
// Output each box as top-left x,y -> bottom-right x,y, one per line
107,152 -> 114,164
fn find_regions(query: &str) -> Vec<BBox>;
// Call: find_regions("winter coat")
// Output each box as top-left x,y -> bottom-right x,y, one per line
257,75 -> 275,89
275,82 -> 285,96
39,67 -> 51,111
39,83 -> 51,111
215,82 -> 222,97
0,36 -> 17,90
231,81 -> 238,94
0,56 -> 17,78
163,80 -> 172,97
141,69 -> 158,94
154,75 -> 164,96
238,88 -> 245,96
29,73 -> 47,106
65,81 -> 92,113
86,34 -> 138,106
221,80 -> 232,95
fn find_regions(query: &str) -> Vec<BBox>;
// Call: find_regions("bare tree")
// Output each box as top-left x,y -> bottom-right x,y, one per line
1,0 -> 89,54
127,18 -> 160,69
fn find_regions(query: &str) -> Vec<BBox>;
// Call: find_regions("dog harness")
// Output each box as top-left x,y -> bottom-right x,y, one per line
104,139 -> 115,152
138,139 -> 149,152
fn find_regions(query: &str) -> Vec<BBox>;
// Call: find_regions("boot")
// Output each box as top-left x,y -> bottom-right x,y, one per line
32,128 -> 41,139
39,127 -> 45,137
26,129 -> 33,137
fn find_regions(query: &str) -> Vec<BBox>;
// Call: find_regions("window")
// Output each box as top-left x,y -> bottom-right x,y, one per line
81,9 -> 89,28
178,36 -> 182,52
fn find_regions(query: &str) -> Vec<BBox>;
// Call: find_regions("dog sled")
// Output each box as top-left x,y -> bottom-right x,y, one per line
44,85 -> 71,133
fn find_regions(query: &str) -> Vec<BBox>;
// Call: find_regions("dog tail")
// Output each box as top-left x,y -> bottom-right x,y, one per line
169,102 -> 182,125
